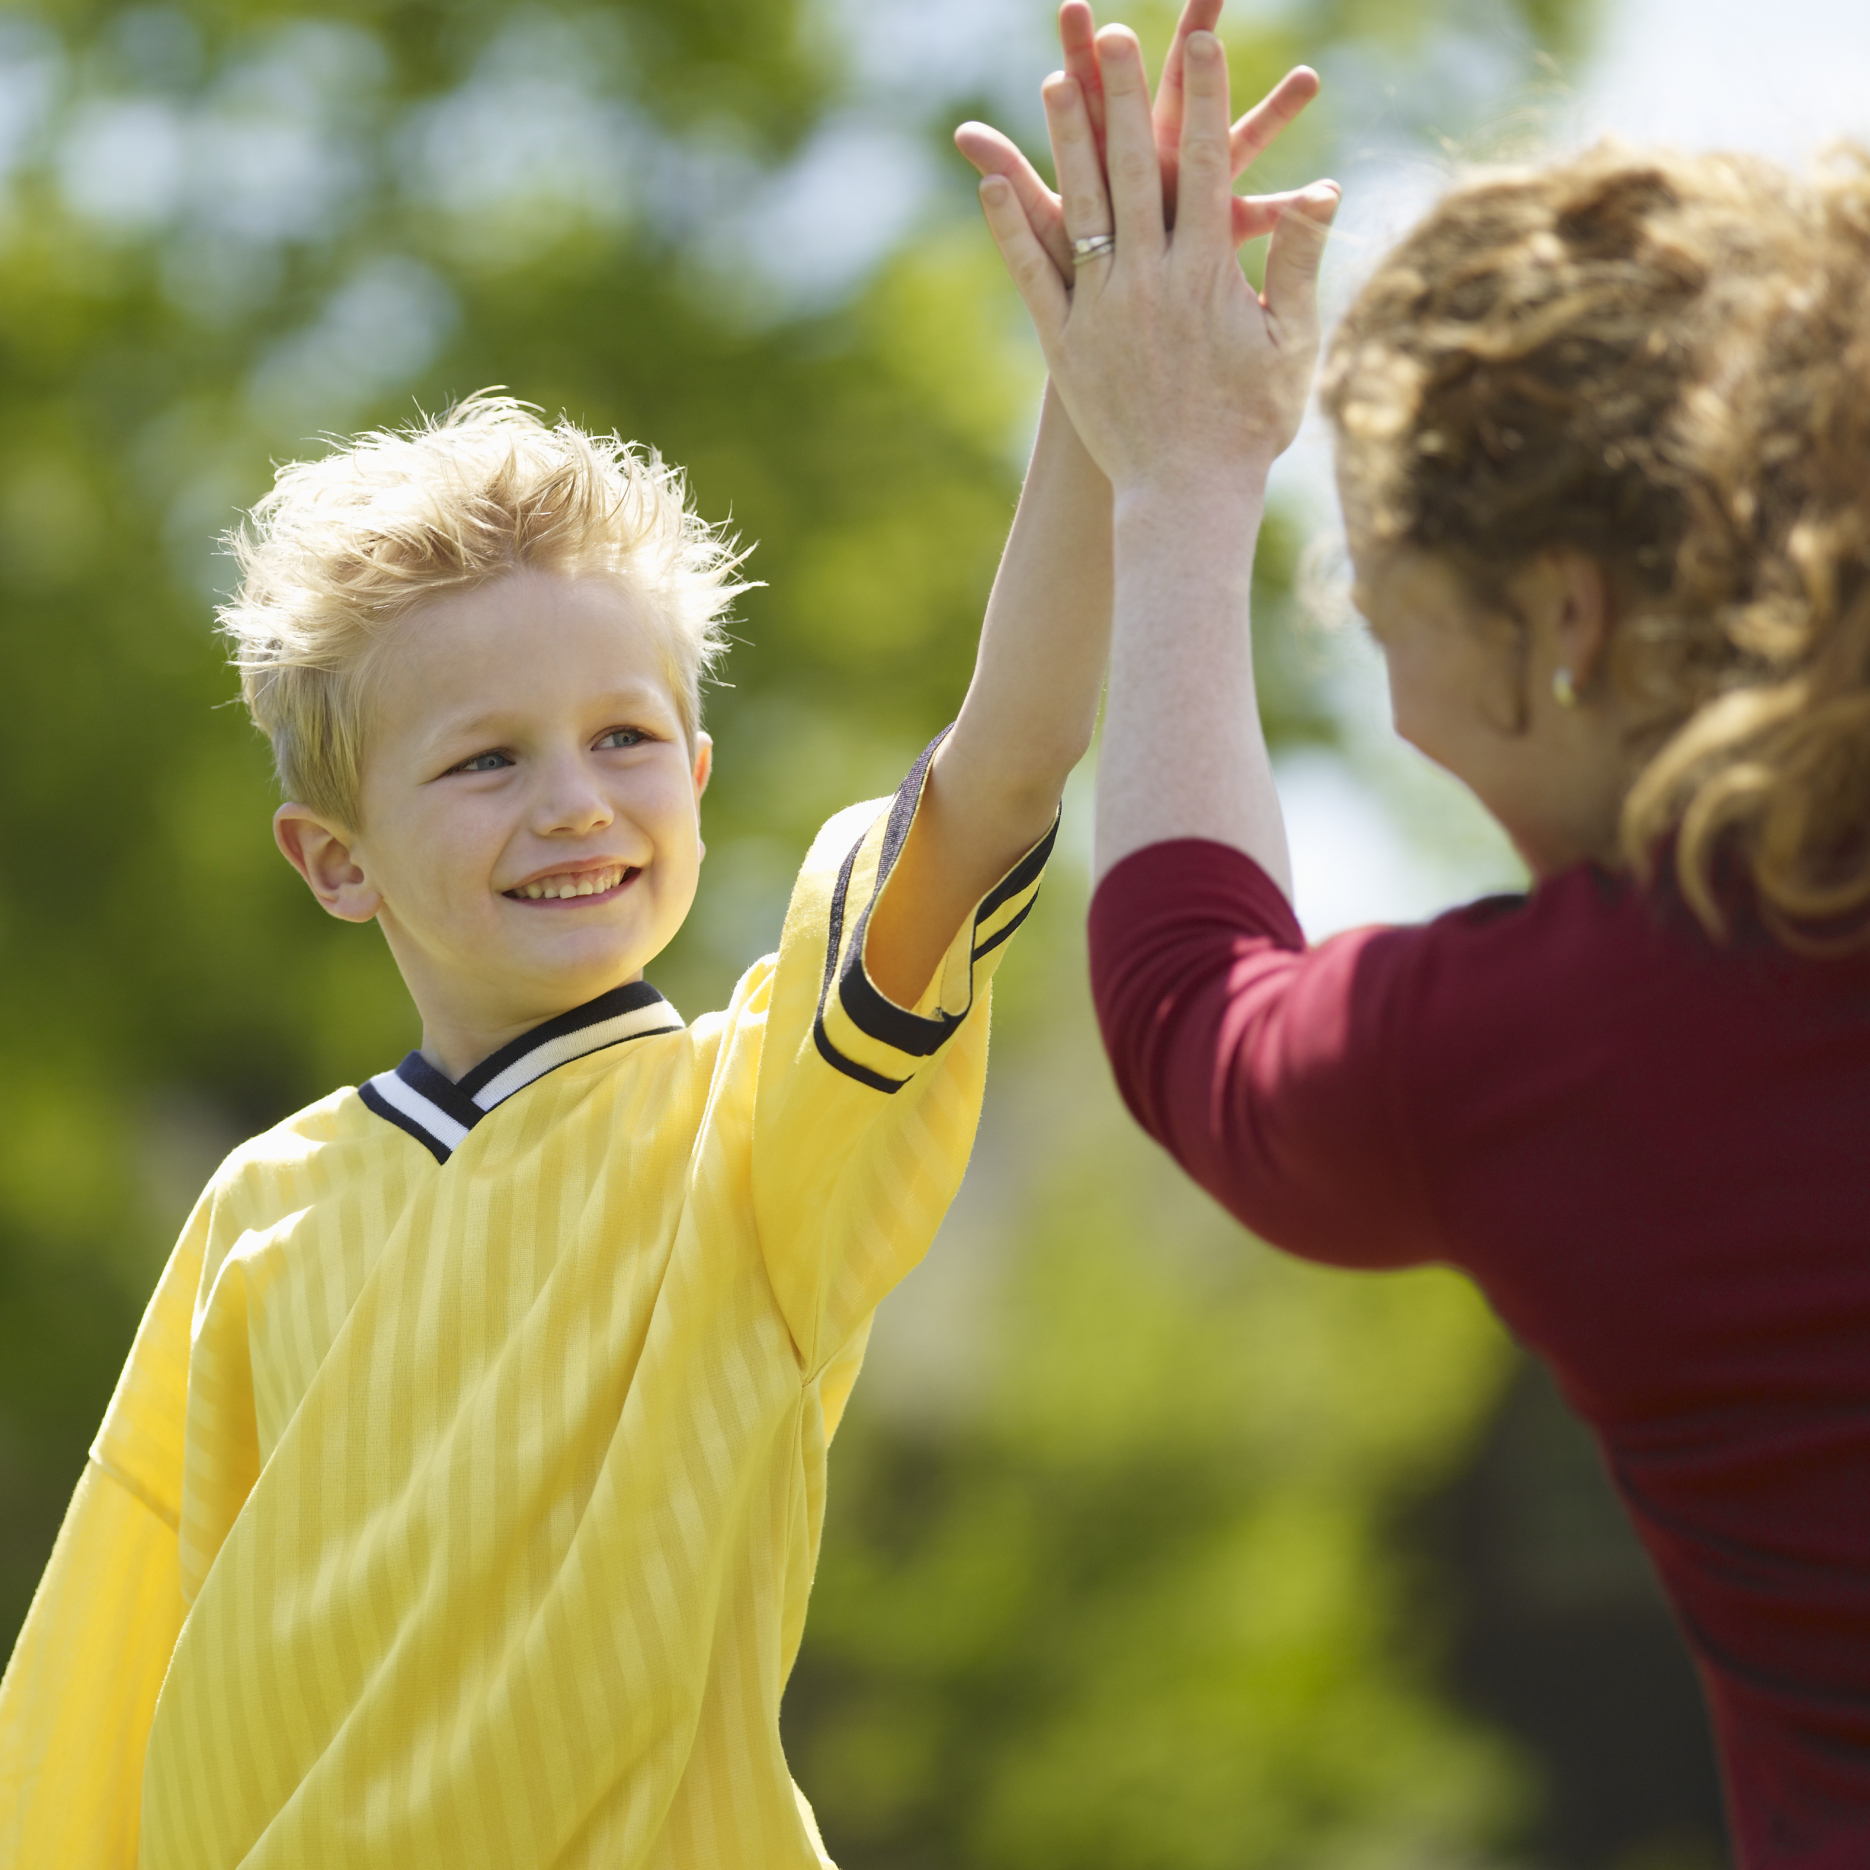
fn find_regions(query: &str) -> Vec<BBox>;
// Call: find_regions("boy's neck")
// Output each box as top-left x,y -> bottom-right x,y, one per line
415,972 -> 649,1083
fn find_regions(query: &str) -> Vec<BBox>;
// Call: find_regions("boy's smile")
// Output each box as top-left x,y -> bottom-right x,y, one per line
504,861 -> 637,903
274,566 -> 711,1080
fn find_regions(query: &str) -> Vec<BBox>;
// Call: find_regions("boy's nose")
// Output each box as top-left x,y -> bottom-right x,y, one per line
532,764 -> 615,837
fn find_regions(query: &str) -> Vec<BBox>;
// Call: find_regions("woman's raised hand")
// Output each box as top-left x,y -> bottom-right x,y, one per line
971,25 -> 1338,497
955,2 -> 1322,282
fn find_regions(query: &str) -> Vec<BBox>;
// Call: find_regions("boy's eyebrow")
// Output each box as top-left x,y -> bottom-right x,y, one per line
424,685 -> 677,748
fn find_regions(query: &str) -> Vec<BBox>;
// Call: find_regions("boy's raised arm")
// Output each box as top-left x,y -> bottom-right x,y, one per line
862,380 -> 1109,1008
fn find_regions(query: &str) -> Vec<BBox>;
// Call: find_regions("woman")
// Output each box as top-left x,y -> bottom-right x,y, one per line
963,15 -> 1870,1867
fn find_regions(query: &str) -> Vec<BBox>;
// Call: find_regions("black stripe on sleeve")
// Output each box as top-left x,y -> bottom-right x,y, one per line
810,730 -> 950,1089
977,814 -> 1058,921
812,1014 -> 909,1093
971,895 -> 1036,963
838,947 -> 964,1058
811,728 -> 1054,1088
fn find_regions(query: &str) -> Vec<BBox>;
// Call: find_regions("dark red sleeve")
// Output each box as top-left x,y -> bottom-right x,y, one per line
1087,839 -> 1443,1268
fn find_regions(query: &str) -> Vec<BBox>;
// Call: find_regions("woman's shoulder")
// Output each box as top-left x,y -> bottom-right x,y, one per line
1371,854 -> 1864,1097
1401,861 -> 1664,974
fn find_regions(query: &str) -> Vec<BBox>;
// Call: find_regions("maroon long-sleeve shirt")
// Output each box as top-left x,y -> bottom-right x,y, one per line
1089,838 -> 1870,1870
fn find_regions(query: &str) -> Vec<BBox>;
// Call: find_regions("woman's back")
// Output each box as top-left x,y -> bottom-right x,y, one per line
1091,836 -> 1870,1867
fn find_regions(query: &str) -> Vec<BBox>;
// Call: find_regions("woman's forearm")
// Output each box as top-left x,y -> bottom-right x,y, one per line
1094,468 -> 1292,895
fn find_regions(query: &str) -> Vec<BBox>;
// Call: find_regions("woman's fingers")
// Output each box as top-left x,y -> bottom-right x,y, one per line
1231,187 -> 1317,244
1094,26 -> 1167,250
1173,31 -> 1235,254
1042,71 -> 1115,256
954,120 -> 1074,278
1230,66 -> 1320,174
978,175 -> 1071,348
1261,183 -> 1340,340
1058,1 -> 1107,156
964,36 -> 1322,285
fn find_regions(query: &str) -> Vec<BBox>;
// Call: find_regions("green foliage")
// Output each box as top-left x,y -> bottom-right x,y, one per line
0,0 -> 1588,1862
788,1005 -> 1526,1867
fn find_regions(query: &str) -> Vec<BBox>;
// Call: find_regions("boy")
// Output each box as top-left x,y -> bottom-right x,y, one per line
0,7 -> 1317,1854
0,387 -> 1109,1867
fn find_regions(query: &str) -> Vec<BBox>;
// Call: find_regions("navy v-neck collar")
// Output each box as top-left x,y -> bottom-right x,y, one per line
358,980 -> 683,1164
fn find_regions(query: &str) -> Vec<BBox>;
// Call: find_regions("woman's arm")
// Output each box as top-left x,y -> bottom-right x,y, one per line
969,22 -> 1338,894
1102,469 -> 1289,889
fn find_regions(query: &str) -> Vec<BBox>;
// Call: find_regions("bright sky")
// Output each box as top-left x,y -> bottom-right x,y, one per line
1585,0 -> 1870,159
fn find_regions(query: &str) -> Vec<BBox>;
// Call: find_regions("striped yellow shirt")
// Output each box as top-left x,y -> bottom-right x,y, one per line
0,747 -> 1051,1869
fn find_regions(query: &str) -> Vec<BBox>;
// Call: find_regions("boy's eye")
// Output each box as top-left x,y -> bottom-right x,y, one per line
596,727 -> 645,749
454,750 -> 513,774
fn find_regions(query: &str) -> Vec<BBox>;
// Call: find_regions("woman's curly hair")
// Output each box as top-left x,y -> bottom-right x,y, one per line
1321,141 -> 1870,944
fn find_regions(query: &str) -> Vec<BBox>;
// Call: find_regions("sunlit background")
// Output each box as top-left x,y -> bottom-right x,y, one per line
3,1 -> 1866,1864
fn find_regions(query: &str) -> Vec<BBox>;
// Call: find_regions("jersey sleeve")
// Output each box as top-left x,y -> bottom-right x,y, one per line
0,1186 -> 211,1866
0,1463 -> 188,1867
750,732 -> 1053,1372
1088,838 -> 1444,1268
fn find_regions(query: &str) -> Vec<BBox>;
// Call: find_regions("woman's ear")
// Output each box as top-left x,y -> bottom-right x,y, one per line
1514,551 -> 1614,699
274,805 -> 383,924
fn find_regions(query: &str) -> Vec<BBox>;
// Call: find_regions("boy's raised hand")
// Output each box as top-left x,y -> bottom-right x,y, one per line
975,24 -> 1338,494
955,0 -> 1321,281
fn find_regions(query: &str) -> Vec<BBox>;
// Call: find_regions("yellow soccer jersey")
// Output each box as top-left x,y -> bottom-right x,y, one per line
0,742 -> 1052,1870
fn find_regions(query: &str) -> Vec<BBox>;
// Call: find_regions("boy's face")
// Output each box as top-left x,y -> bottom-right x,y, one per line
278,568 -> 710,1066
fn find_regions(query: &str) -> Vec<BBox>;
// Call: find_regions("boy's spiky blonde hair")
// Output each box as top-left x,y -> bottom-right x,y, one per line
219,392 -> 747,828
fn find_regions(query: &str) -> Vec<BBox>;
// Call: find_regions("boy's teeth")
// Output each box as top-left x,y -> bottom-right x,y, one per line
515,866 -> 624,901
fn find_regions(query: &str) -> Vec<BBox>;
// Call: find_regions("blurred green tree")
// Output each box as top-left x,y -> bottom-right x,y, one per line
0,0 -> 1611,1864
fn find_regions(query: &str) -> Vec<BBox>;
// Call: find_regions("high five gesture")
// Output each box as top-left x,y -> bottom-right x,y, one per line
955,1 -> 1323,276
971,22 -> 1338,496
962,13 -> 1339,888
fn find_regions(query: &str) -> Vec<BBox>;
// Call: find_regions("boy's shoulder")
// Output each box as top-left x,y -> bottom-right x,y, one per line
771,788 -> 901,935
811,792 -> 897,857
206,1084 -> 378,1201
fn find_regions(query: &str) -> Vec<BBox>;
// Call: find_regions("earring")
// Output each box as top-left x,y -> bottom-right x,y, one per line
1552,667 -> 1579,709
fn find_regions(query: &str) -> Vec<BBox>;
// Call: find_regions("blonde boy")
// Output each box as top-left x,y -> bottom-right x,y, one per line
0,388 -> 1112,1867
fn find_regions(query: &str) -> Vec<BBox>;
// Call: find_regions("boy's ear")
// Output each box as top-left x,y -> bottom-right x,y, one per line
691,733 -> 713,863
274,804 -> 382,924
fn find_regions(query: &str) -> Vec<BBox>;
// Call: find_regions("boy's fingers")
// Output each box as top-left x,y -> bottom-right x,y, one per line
1042,72 -> 1115,254
1059,1 -> 1107,154
979,175 -> 1070,347
1174,31 -> 1234,254
1153,0 -> 1225,146
1094,26 -> 1166,249
1261,182 -> 1339,337
1151,0 -> 1224,223
955,121 -> 1074,278
1230,66 -> 1320,175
